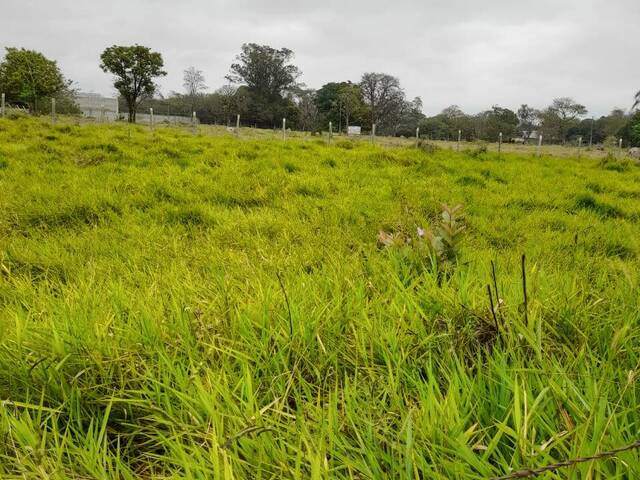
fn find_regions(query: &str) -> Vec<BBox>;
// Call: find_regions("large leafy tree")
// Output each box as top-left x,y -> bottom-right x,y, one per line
315,81 -> 365,132
539,97 -> 587,143
215,84 -> 248,126
359,72 -> 405,134
100,45 -> 166,123
0,47 -> 69,113
226,43 -> 300,126
477,106 -> 519,141
419,115 -> 449,140
440,105 -> 472,140
226,44 -> 300,98
315,82 -> 344,128
393,97 -> 425,137
292,87 -> 319,132
337,83 -> 365,132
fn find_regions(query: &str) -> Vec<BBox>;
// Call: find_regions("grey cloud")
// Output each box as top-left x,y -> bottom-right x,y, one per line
1,0 -> 638,116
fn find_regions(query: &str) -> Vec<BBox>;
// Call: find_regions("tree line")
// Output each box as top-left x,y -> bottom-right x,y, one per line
1,44 -> 639,146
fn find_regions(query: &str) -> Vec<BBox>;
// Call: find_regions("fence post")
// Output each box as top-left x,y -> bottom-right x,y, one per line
236,114 -> 240,136
282,118 -> 286,141
192,112 -> 197,134
100,104 -> 105,123
51,98 -> 56,125
537,134 -> 543,157
415,127 -> 420,148
498,132 -> 502,154
329,121 -> 333,144
149,108 -> 154,131
371,123 -> 376,144
1,93 -> 5,118
578,136 -> 582,157
457,129 -> 461,152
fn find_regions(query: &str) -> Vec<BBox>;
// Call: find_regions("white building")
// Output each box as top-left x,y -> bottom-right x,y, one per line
75,92 -> 119,121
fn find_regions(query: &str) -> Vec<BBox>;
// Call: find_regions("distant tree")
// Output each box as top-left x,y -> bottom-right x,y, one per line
419,116 -> 448,140
517,104 -> 539,142
215,84 -> 249,126
226,43 -> 300,97
541,97 -> 587,143
616,111 -> 640,147
315,82 -> 344,127
217,84 -> 238,125
567,109 -> 628,147
315,81 -> 365,132
337,83 -> 364,132
537,109 -> 561,143
183,67 -> 207,112
359,72 -> 405,133
476,106 -> 518,142
394,97 -> 425,136
292,88 -> 319,132
226,43 -> 300,126
601,108 -> 628,137
419,106 -> 473,141
0,47 -> 69,113
440,105 -> 468,140
100,45 -> 166,123
441,105 -> 462,116
411,96 -> 423,112
568,117 -> 602,145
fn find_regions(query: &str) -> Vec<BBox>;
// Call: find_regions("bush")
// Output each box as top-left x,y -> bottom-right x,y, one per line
598,155 -> 630,172
417,140 -> 439,154
336,140 -> 355,150
378,204 -> 465,274
465,143 -> 488,158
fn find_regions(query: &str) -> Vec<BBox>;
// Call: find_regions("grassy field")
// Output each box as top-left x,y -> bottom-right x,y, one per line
83,114 -> 627,159
0,117 -> 639,479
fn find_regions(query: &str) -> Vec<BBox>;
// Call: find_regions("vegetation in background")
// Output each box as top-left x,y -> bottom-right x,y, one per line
0,47 -> 75,113
0,116 -> 639,478
517,104 -> 539,141
183,66 -> 207,113
475,106 -> 519,142
225,43 -> 302,128
3,43 -> 640,143
100,45 -> 167,123
315,81 -> 366,133
538,97 -> 588,144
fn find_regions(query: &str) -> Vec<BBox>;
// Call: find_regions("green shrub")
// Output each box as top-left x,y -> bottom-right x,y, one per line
465,143 -> 488,158
336,139 -> 355,149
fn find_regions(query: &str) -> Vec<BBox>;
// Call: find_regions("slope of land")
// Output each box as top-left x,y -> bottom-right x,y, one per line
0,118 -> 639,478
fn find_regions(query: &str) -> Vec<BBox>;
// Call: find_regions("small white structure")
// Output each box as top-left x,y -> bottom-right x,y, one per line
347,126 -> 361,136
75,92 -> 119,121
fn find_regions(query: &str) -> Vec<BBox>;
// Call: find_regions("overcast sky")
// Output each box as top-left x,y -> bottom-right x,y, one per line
2,0 -> 638,116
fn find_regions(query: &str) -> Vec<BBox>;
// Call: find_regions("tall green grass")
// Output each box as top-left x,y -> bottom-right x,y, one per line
0,117 -> 638,478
